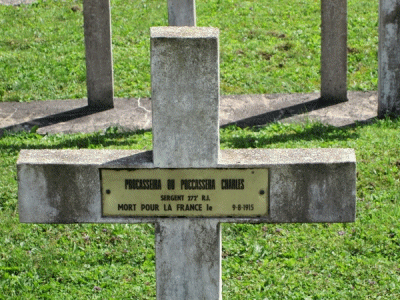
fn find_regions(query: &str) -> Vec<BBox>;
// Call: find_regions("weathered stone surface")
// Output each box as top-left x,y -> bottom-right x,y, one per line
379,0 -> 400,117
168,0 -> 196,26
155,219 -> 221,299
83,0 -> 114,108
321,0 -> 347,103
151,27 -> 221,299
18,148 -> 356,224
151,27 -> 220,168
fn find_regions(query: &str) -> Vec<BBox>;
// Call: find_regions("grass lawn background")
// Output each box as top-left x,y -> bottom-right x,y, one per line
1,0 -> 400,299
0,0 -> 378,102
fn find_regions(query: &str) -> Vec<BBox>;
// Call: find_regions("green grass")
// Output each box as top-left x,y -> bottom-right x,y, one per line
1,118 -> 400,299
0,0 -> 378,102
1,0 -> 398,298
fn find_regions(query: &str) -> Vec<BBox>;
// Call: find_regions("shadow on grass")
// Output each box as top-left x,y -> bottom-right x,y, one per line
223,114 -> 399,148
0,127 -> 151,154
220,122 -> 361,148
3,119 -> 384,153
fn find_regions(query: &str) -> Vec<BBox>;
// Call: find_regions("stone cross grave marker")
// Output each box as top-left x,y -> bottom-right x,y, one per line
18,27 -> 356,299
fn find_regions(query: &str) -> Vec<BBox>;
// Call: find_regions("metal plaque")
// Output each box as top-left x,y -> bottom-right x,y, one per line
101,168 -> 269,217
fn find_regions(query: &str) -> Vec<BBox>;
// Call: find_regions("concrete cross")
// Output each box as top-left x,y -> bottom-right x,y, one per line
18,27 -> 355,299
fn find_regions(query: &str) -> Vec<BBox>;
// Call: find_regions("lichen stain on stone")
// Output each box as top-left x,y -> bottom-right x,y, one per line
271,165 -> 310,222
384,4 -> 400,25
45,165 -> 93,223
271,164 -> 354,222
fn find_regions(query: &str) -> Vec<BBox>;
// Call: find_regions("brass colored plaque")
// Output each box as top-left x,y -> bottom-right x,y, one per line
101,168 -> 268,217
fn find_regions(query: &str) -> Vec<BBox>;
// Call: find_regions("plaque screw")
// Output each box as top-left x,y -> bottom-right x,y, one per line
259,190 -> 265,195
106,189 -> 111,194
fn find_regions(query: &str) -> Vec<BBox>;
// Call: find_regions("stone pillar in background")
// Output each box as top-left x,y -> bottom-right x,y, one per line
83,0 -> 114,108
151,27 -> 221,299
321,0 -> 348,103
378,0 -> 400,117
168,0 -> 196,26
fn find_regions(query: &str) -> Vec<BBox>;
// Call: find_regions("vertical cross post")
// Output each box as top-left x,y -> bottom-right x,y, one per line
321,0 -> 348,103
378,0 -> 400,117
168,0 -> 196,26
83,0 -> 114,108
151,27 -> 221,299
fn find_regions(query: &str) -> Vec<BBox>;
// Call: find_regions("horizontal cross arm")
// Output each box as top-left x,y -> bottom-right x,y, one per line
17,148 -> 355,224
